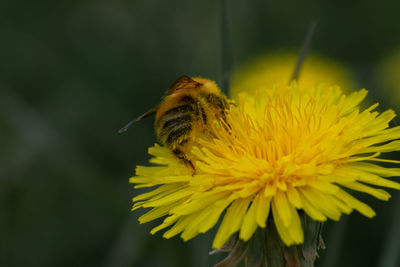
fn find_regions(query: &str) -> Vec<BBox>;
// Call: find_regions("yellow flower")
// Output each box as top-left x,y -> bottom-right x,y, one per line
231,51 -> 357,99
131,82 -> 400,249
376,47 -> 400,109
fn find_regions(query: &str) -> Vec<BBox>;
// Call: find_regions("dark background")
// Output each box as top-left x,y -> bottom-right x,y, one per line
1,1 -> 400,266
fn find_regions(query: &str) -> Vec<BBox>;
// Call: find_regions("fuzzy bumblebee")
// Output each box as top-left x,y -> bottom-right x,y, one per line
120,76 -> 230,171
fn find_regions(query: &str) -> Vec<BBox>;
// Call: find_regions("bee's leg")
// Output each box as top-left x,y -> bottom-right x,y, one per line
219,110 -> 232,132
228,99 -> 237,107
172,148 -> 196,173
184,158 -> 195,173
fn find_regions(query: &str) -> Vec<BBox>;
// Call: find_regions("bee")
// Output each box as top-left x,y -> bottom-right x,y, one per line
119,75 -> 230,172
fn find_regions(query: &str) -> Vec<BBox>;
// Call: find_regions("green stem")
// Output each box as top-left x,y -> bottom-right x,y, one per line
377,195 -> 400,267
289,21 -> 318,83
320,217 -> 348,267
219,0 -> 233,95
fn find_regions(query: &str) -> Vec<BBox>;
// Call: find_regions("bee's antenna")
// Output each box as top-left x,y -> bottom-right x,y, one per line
290,21 -> 318,83
219,0 -> 233,94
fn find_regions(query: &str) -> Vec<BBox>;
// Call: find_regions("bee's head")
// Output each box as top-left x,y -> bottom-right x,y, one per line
191,77 -> 221,95
166,76 -> 222,96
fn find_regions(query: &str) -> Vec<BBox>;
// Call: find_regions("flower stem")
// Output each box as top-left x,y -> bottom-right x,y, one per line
219,0 -> 233,95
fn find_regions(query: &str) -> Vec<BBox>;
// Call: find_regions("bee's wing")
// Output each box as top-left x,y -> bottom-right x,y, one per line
118,106 -> 158,133
166,75 -> 202,95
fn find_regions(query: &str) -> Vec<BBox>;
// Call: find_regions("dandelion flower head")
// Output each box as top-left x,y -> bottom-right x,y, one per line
231,52 -> 357,99
376,47 -> 400,110
131,82 -> 400,249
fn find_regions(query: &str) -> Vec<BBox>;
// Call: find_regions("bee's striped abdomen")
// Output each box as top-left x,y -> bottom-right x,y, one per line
156,95 -> 199,149
165,124 -> 192,146
158,113 -> 193,144
158,104 -> 195,123
161,114 -> 192,131
198,104 -> 207,124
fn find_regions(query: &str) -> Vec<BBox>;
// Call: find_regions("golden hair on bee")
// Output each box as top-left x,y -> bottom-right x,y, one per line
119,75 -> 230,172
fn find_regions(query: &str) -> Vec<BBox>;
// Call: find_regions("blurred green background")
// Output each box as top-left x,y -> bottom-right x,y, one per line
1,1 -> 400,266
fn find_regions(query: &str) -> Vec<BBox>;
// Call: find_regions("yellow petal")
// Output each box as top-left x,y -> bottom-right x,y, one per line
272,198 -> 303,245
341,182 -> 391,201
349,162 -> 400,177
198,198 -> 232,233
139,201 -> 179,223
272,191 -> 292,227
239,198 -> 258,241
142,189 -> 193,208
133,184 -> 179,202
163,216 -> 192,239
212,197 -> 252,249
286,185 -> 303,208
336,189 -> 375,218
300,187 -> 341,220
150,215 -> 179,235
171,191 -> 230,215
255,194 -> 271,228
298,188 -> 327,221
